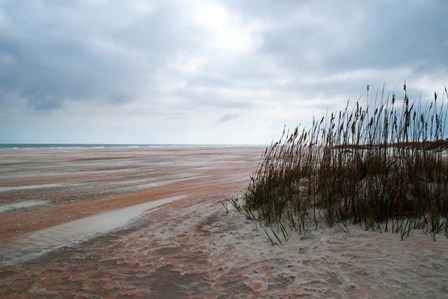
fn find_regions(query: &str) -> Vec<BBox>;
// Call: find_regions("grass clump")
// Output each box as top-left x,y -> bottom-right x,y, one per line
232,85 -> 448,243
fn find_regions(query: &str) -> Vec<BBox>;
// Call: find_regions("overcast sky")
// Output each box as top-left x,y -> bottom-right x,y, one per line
1,0 -> 447,144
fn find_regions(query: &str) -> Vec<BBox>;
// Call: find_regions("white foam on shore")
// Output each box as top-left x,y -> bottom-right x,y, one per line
0,200 -> 51,213
0,195 -> 186,265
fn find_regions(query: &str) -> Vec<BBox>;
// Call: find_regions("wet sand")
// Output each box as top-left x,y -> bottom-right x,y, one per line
0,147 -> 261,241
1,146 -> 448,298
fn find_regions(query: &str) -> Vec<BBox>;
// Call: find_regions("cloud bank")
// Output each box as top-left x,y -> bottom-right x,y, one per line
0,0 -> 447,144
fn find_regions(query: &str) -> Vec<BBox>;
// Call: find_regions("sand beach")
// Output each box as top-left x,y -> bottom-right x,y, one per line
1,146 -> 448,298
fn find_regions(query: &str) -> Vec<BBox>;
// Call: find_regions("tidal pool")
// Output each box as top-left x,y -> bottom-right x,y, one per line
0,195 -> 186,265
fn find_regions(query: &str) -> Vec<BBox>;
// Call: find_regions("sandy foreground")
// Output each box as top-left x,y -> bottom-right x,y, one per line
1,146 -> 448,298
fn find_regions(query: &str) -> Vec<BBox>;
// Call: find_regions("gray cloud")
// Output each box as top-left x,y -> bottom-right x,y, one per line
0,0 -> 205,109
218,113 -> 239,123
223,0 -> 448,95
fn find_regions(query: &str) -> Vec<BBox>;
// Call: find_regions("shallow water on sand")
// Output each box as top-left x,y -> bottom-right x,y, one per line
0,200 -> 50,212
0,183 -> 67,192
0,195 -> 186,265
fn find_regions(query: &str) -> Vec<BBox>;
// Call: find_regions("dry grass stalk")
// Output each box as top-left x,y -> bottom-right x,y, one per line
231,85 -> 448,242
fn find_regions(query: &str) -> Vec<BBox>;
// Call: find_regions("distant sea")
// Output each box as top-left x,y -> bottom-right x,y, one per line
0,144 -> 253,149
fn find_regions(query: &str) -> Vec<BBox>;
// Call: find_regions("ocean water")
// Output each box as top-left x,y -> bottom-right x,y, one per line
0,144 -> 188,149
0,144 -> 248,149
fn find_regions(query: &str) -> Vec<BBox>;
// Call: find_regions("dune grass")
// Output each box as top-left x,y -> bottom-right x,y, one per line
231,85 -> 448,244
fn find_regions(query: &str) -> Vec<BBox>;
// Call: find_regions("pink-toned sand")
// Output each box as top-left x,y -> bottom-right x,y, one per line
1,147 -> 448,298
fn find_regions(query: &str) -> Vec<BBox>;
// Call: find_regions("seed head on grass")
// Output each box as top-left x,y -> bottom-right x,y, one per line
231,85 -> 448,242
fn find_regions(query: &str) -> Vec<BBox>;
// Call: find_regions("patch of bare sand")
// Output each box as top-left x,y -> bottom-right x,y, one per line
2,196 -> 448,298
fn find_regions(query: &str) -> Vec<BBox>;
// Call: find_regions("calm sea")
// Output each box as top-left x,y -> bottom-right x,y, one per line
0,144 -> 247,149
